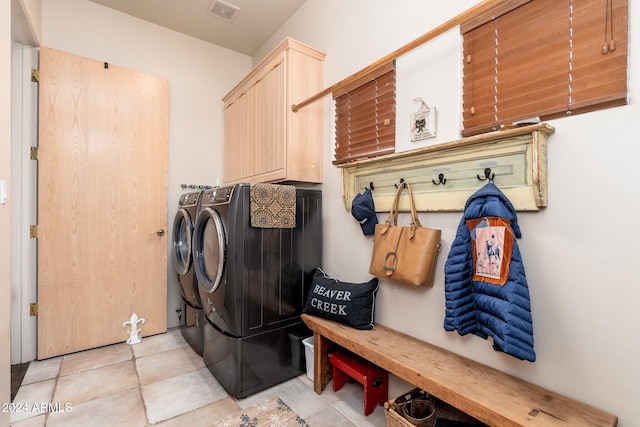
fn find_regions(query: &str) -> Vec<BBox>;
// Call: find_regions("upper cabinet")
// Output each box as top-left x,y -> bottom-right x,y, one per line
222,38 -> 326,185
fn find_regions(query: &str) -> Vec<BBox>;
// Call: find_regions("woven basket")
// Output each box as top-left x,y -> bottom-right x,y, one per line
384,402 -> 415,427
384,389 -> 434,427
384,388 -> 487,427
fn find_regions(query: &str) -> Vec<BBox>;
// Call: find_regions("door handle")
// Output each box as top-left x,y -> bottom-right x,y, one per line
154,229 -> 166,237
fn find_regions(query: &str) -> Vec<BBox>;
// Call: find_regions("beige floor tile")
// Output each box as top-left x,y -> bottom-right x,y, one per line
46,387 -> 147,427
141,367 -> 228,424
233,381 -> 279,409
7,413 -> 47,427
53,360 -> 138,405
305,405 -> 360,427
299,375 -> 362,405
231,374 -> 344,420
136,345 -> 205,385
10,330 -> 393,426
131,329 -> 188,359
9,379 -> 56,424
333,389 -> 388,427
270,376 -> 336,419
59,343 -> 132,376
152,397 -> 240,427
20,357 -> 62,386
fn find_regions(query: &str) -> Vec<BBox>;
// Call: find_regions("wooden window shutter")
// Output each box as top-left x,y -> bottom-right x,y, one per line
462,0 -> 628,137
333,62 -> 396,165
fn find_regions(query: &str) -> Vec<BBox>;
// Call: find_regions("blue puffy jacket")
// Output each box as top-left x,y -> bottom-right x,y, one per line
444,183 -> 536,362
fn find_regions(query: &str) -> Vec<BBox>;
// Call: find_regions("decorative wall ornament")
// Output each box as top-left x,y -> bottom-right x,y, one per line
411,97 -> 437,142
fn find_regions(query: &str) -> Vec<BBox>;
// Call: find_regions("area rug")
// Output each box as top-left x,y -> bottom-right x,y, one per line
212,397 -> 309,427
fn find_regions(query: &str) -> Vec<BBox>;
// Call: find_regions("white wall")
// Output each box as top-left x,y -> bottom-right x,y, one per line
39,0 -> 252,331
259,1 -> 639,425
12,0 -> 42,45
2,1 -> 13,424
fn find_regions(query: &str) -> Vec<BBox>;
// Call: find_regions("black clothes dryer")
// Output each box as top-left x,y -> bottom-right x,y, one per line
193,184 -> 321,399
171,190 -> 205,356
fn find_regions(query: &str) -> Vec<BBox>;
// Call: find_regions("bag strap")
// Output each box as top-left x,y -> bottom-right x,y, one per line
404,182 -> 423,233
383,181 -> 406,228
385,182 -> 423,234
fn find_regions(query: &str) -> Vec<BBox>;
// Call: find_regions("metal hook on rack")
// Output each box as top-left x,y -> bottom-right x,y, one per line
432,173 -> 447,185
180,184 -> 213,191
476,168 -> 495,182
365,181 -> 374,191
394,178 -> 406,188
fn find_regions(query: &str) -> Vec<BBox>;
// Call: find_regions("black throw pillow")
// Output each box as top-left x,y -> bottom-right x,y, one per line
303,268 -> 378,330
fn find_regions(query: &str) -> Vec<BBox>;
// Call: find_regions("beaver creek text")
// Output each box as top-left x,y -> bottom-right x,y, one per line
309,284 -> 352,315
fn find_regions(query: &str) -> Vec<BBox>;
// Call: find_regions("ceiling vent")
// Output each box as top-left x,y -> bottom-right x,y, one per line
209,0 -> 240,22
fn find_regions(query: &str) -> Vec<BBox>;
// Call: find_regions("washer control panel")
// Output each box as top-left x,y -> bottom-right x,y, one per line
201,185 -> 235,205
213,186 -> 234,203
180,191 -> 200,206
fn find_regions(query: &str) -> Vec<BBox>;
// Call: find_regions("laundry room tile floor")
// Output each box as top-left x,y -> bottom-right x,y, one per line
10,329 -> 388,426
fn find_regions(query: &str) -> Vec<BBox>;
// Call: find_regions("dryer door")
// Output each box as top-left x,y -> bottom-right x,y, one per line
172,208 -> 193,276
193,207 -> 226,294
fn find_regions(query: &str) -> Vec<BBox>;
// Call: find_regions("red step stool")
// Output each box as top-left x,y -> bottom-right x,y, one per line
328,351 -> 388,416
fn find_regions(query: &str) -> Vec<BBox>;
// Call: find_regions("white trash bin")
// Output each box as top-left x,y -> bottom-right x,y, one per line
302,336 -> 314,381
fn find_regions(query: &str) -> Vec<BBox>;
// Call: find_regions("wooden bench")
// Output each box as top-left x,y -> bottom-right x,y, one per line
302,314 -> 618,427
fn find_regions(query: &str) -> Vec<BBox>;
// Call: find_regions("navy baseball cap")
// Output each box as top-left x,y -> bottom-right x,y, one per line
351,189 -> 378,235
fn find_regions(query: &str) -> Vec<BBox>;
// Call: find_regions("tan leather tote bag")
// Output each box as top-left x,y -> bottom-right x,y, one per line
369,182 -> 441,286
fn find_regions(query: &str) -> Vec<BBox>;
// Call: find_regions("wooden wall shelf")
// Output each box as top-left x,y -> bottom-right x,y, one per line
338,123 -> 555,212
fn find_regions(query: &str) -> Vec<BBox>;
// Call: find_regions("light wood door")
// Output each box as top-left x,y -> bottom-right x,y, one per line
37,47 -> 169,359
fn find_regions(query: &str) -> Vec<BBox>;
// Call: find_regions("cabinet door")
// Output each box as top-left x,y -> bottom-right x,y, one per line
224,95 -> 248,183
253,61 -> 285,180
247,76 -> 262,179
222,39 -> 324,184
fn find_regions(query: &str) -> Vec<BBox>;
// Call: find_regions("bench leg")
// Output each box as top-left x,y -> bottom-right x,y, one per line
313,332 -> 331,394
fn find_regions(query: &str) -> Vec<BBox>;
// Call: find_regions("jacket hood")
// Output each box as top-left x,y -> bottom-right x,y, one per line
464,183 -> 521,238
